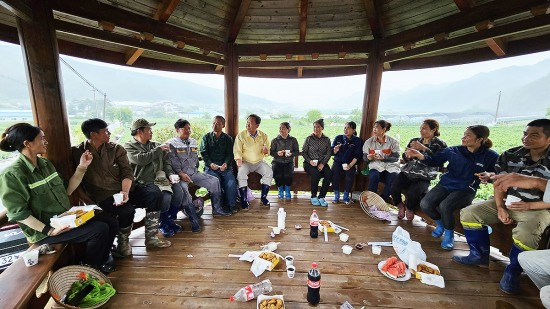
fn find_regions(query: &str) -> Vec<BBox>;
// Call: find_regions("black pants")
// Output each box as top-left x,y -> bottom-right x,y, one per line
331,162 -> 356,192
37,214 -> 118,266
419,184 -> 475,230
390,172 -> 430,210
98,197 -> 135,229
272,161 -> 294,187
304,162 -> 332,199
130,183 -> 168,213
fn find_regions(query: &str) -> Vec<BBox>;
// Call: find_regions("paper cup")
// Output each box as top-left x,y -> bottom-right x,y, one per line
342,163 -> 348,169
285,150 -> 291,156
339,233 -> 349,242
312,160 -> 318,166
505,194 -> 522,206
342,245 -> 353,255
375,150 -> 382,155
285,255 -> 294,266
113,193 -> 124,205
272,227 -> 281,235
286,265 -> 295,278
169,174 -> 180,183
23,250 -> 39,267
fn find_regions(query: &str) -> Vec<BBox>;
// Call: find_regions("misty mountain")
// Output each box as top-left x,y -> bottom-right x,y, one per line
1,42 -> 549,116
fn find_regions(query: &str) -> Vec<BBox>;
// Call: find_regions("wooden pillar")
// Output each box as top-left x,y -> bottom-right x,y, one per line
356,42 -> 384,190
224,43 -> 239,138
16,0 -> 72,178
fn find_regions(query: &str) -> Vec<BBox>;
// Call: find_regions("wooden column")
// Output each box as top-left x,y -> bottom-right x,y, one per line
356,42 -> 384,190
224,43 -> 239,137
16,0 -> 72,178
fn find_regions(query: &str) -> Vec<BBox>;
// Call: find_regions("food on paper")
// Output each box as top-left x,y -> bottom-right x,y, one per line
417,263 -> 441,276
51,206 -> 97,229
257,295 -> 285,309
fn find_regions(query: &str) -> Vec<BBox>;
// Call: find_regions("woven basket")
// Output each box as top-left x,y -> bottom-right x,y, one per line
359,191 -> 391,221
48,265 -> 112,309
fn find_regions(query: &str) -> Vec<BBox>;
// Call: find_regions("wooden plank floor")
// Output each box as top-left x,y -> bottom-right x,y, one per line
104,196 -> 544,308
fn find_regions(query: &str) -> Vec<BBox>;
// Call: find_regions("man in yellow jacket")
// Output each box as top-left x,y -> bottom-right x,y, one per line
234,114 -> 273,209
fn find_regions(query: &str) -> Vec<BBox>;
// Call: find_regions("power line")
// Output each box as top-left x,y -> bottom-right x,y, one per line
59,57 -> 106,96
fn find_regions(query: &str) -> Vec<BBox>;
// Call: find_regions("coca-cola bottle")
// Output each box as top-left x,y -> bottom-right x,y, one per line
229,279 -> 272,302
307,262 -> 321,305
310,210 -> 319,238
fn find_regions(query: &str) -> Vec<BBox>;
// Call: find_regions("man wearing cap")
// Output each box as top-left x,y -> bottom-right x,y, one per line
123,118 -> 178,247
167,119 -> 231,225
234,114 -> 273,209
72,118 -> 137,257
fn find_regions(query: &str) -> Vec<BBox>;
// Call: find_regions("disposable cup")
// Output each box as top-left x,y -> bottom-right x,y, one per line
312,160 -> 318,166
287,265 -> 295,278
339,233 -> 349,242
342,163 -> 348,169
375,150 -> 382,155
285,150 -> 291,156
23,250 -> 39,267
505,194 -> 522,206
113,193 -> 124,205
272,227 -> 281,235
285,255 -> 294,266
342,245 -> 353,255
169,174 -> 180,183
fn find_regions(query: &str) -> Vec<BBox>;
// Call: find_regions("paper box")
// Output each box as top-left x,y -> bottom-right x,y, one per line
256,251 -> 281,271
257,295 -> 284,309
50,206 -> 96,229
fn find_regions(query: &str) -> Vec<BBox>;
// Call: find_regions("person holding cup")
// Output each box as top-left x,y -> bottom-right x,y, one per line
331,121 -> 362,204
302,119 -> 332,206
270,122 -> 299,199
1,123 -> 117,273
406,125 -> 498,250
453,119 -> 550,295
363,120 -> 400,203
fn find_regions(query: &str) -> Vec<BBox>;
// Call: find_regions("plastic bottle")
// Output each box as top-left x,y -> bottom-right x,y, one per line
307,262 -> 321,305
277,208 -> 286,230
310,210 -> 319,238
229,279 -> 272,302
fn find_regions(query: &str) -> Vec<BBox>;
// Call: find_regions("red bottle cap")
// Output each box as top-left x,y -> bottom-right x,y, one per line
312,262 -> 317,268
313,210 -> 317,213
229,296 -> 234,301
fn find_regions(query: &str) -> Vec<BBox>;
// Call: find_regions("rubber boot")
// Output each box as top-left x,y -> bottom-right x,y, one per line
284,186 -> 291,199
159,211 -> 175,238
432,219 -> 444,238
452,226 -> 490,267
144,211 -> 171,248
113,224 -> 133,258
332,190 -> 340,203
261,184 -> 271,206
278,186 -> 284,199
441,229 -> 454,250
211,192 -> 231,216
183,203 -> 201,232
343,191 -> 351,204
500,244 -> 524,294
238,186 -> 249,210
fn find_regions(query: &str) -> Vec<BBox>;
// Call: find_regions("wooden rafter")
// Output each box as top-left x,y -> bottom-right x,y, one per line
50,0 -> 225,55
382,0 -> 547,50
125,48 -> 144,65
54,20 -> 224,65
238,41 -> 372,56
363,0 -> 384,38
226,0 -> 251,43
297,0 -> 308,76
453,0 -> 476,12
239,58 -> 367,68
0,0 -> 33,22
154,0 -> 180,22
239,66 -> 367,79
384,11 -> 550,63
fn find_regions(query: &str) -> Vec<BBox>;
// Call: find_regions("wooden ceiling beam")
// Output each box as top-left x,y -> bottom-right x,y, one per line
0,0 -> 33,22
453,0 -> 476,12
226,0 -> 252,43
49,0 -> 225,55
384,12 -> 550,62
297,0 -> 308,77
237,41 -> 372,56
239,58 -> 368,68
125,48 -> 144,65
389,32 -> 550,71
363,0 -> 384,38
154,0 -> 180,22
239,66 -> 367,79
54,20 -> 224,65
382,0 -> 547,50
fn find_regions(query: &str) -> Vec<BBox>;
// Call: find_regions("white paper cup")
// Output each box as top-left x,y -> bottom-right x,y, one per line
375,150 -> 382,155
339,233 -> 349,242
23,250 -> 39,267
372,245 -> 382,255
342,163 -> 348,170
505,194 -> 522,206
285,255 -> 294,266
169,174 -> 180,184
113,193 -> 124,205
342,245 -> 353,255
285,150 -> 291,156
272,227 -> 281,235
287,265 -> 295,278
312,160 -> 318,166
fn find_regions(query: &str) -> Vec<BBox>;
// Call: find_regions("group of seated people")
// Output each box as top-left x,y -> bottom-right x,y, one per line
0,114 -> 549,305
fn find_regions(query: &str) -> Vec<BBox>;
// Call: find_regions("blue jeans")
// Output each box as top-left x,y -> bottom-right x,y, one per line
368,169 -> 397,199
205,167 -> 237,208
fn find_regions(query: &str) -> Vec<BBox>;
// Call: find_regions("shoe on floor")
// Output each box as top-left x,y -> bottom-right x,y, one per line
311,197 -> 320,206
318,198 -> 328,207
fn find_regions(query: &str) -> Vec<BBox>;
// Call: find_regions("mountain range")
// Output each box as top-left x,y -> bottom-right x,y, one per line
0,43 -> 549,116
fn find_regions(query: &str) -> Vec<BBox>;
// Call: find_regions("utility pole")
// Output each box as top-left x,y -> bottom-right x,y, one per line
494,91 -> 501,124
103,93 -> 107,119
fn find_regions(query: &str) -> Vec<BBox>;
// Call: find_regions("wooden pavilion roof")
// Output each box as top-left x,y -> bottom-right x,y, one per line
1,0 -> 550,78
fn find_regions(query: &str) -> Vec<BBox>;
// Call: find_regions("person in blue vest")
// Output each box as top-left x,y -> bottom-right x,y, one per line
331,121 -> 362,204
405,125 -> 498,250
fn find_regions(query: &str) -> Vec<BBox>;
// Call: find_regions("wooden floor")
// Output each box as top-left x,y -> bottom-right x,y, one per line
104,195 -> 544,309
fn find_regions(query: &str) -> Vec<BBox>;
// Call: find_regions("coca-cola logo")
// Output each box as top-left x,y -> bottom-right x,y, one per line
307,279 -> 321,288
310,221 -> 318,226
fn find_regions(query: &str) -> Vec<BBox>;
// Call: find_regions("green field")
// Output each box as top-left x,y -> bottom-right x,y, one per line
0,117 -> 533,200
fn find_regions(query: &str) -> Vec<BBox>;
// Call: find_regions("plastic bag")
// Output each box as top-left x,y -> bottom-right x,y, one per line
392,226 -> 426,265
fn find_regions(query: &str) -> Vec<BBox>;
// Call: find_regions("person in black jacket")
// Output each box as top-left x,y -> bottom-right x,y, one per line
331,121 -> 362,204
270,122 -> 299,199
